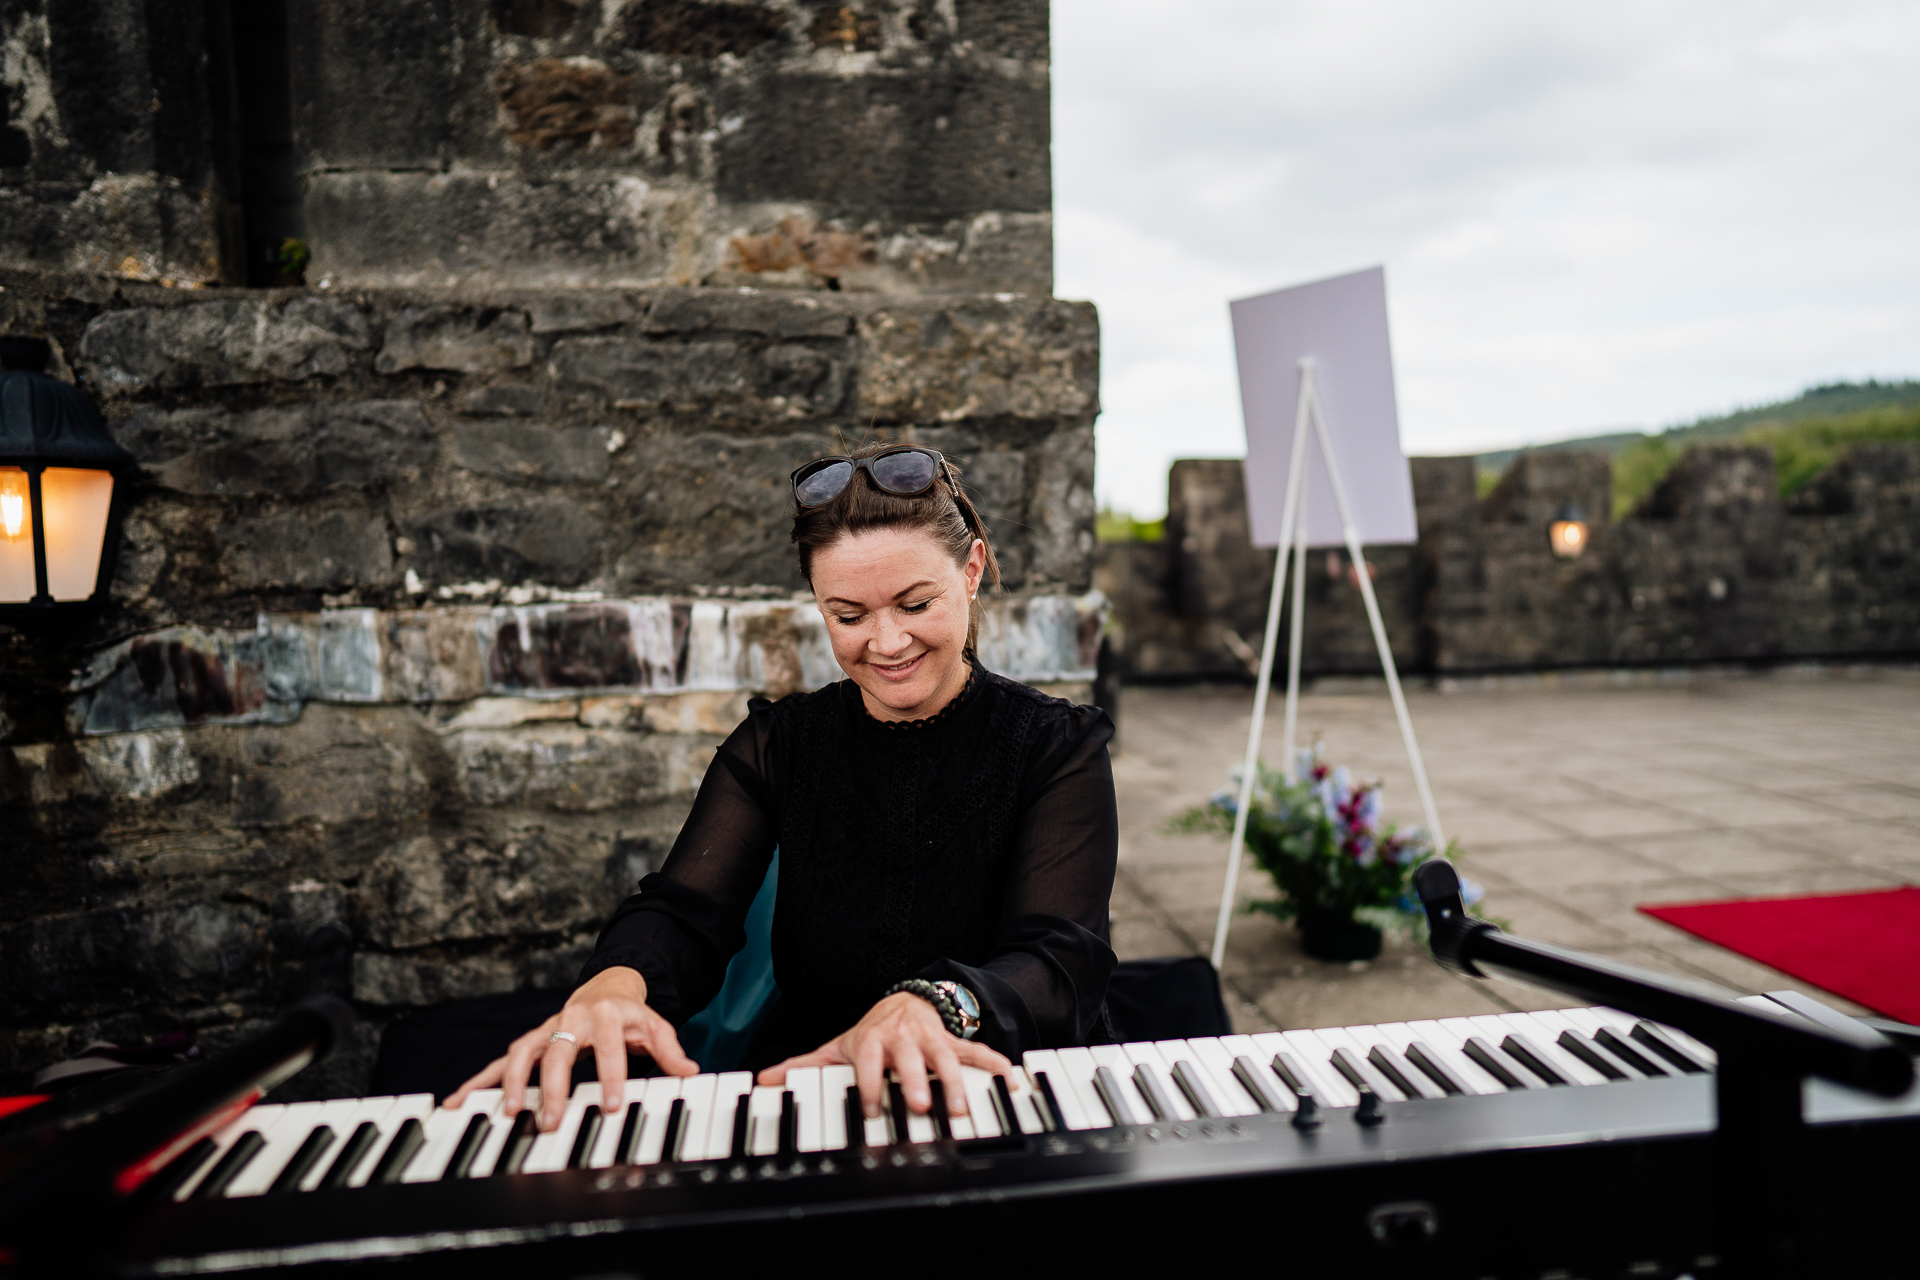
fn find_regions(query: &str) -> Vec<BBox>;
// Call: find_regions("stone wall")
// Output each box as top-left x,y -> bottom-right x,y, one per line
1101,446 -> 1920,680
0,266 -> 1100,1095
2,0 -> 1052,294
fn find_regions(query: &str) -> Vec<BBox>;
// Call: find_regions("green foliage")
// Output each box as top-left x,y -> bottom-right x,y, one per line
1475,468 -> 1502,500
1096,507 -> 1165,543
276,238 -> 310,279
1610,434 -> 1682,519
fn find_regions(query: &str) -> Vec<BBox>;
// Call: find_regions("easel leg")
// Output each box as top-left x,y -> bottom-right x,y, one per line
1305,386 -> 1447,848
1281,490 -> 1307,783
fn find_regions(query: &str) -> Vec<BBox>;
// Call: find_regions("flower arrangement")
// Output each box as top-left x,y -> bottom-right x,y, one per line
1173,747 -> 1479,961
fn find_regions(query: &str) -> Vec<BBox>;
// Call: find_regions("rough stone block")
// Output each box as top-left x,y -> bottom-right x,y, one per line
122,401 -> 435,496
459,385 -> 544,416
77,298 -> 372,393
642,288 -> 851,339
377,608 -> 489,703
352,950 -> 517,1006
219,503 -> 397,591
855,298 -> 1099,422
401,500 -> 605,589
376,305 -> 534,374
526,292 -> 642,334
230,710 -> 430,828
287,0 -> 457,169
354,831 -> 607,949
69,624 -> 313,735
550,336 -> 751,407
451,723 -> 668,811
1025,426 -> 1098,590
760,343 -> 848,414
452,422 -> 610,484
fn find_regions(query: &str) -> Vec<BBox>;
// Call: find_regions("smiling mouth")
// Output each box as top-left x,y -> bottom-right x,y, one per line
870,652 -> 928,681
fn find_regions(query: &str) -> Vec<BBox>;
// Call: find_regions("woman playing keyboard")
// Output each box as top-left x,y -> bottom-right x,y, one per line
447,443 -> 1118,1136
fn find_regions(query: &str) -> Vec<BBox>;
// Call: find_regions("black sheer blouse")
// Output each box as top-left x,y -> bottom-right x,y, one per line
580,663 -> 1118,1069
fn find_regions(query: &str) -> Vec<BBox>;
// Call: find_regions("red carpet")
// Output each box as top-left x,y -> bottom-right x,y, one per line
1639,886 -> 1920,1024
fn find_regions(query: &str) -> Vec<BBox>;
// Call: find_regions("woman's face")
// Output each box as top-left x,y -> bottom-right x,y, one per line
809,526 -> 986,721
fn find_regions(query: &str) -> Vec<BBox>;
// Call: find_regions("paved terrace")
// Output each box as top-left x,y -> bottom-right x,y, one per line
1107,671 -> 1920,1031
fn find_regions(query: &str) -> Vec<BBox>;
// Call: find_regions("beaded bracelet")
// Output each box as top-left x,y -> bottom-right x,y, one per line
885,978 -> 964,1038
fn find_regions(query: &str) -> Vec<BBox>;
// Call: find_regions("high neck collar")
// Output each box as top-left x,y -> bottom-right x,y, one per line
855,658 -> 983,732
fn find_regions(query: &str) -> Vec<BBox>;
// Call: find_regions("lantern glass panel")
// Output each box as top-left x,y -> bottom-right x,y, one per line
1548,518 -> 1588,559
41,467 -> 115,600
0,466 -> 33,602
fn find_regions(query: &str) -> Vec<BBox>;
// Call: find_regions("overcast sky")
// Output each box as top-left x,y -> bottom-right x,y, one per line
1052,0 -> 1920,518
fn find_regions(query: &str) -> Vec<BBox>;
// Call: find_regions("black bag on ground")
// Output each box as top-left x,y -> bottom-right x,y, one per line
1104,955 -> 1232,1044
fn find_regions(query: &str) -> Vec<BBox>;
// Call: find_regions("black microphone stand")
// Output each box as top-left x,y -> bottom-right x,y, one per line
1414,860 -> 1911,1279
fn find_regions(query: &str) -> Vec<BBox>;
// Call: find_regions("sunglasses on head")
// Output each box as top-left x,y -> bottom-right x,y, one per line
791,446 -> 949,508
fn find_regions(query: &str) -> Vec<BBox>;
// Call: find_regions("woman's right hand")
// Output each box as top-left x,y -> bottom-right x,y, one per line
443,966 -> 699,1131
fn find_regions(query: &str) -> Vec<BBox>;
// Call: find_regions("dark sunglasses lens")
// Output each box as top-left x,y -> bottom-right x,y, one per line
796,460 -> 854,506
869,450 -> 938,495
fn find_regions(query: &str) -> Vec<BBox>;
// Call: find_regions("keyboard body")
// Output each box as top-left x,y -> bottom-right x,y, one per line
87,1005 -> 1919,1279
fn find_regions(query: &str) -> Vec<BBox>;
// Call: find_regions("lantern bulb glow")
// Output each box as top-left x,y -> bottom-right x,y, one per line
0,492 -> 22,539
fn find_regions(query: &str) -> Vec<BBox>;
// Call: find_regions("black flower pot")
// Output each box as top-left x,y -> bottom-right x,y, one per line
1298,915 -> 1383,962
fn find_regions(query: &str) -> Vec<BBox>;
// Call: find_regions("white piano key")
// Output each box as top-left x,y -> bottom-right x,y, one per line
864,1109 -> 894,1147
674,1074 -> 719,1161
278,1098 -> 369,1190
1273,1030 -> 1361,1108
1430,1018 -> 1522,1092
300,1097 -> 394,1190
1520,1010 -> 1628,1082
1218,1034 -> 1297,1112
1490,1013 -> 1607,1086
523,1085 -> 598,1173
1120,1042 -> 1196,1121
407,1090 -> 511,1183
1178,1037 -> 1262,1116
587,1093 -> 627,1168
903,1102 -> 937,1144
1023,1049 -> 1094,1129
1312,1027 -> 1408,1102
1053,1047 -> 1115,1126
705,1072 -> 754,1159
1089,1044 -> 1155,1122
748,1085 -> 785,1156
820,1065 -> 855,1150
1003,1069 -> 1045,1134
175,1103 -> 286,1200
945,1100 -> 976,1140
1586,1006 -> 1718,1069
633,1077 -> 683,1165
226,1100 -> 326,1197
1462,1015 -> 1562,1085
1353,1024 -> 1443,1099
959,1066 -> 1004,1137
346,1095 -> 432,1188
1400,1020 -> 1505,1095
788,1067 -> 825,1152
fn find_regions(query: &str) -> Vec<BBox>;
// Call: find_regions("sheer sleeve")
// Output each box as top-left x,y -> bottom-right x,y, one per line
577,704 -> 782,1024
916,703 -> 1118,1055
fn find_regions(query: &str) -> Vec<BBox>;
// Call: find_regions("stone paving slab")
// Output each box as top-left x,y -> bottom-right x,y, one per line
1108,672 -> 1920,1033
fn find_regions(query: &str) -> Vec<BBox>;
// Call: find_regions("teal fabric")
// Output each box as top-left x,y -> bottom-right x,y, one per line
676,852 -> 780,1073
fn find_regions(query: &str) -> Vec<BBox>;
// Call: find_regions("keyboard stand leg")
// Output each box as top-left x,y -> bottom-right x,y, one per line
1714,1059 -> 1804,1280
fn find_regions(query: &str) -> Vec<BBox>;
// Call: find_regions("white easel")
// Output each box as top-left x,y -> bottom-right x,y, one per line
1208,358 -> 1445,970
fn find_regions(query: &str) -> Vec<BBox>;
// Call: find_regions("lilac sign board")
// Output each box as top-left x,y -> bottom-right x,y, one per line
1230,266 -> 1418,549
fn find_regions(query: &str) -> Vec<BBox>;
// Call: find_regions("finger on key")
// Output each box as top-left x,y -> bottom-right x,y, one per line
445,1055 -> 507,1109
538,1032 -> 581,1130
854,1039 -> 888,1120
592,1006 -> 629,1113
956,1039 -> 1014,1078
639,1012 -> 700,1078
501,1021 -> 556,1116
894,1040 -> 931,1114
929,1043 -> 969,1116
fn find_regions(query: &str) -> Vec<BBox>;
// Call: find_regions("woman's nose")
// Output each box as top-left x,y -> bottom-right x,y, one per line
870,613 -> 912,656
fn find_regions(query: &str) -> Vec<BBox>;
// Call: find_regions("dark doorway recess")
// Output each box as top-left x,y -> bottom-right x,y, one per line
230,0 -> 308,286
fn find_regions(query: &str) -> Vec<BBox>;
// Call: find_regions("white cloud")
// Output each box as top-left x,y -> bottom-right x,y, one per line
1055,0 -> 1920,515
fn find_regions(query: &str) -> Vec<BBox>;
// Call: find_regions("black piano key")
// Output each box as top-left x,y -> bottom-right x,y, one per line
318,1121 -> 380,1189
661,1098 -> 687,1162
989,1074 -> 1019,1135
1500,1034 -> 1569,1087
777,1090 -> 798,1157
615,1102 -> 644,1164
1171,1061 -> 1221,1118
928,1080 -> 952,1139
495,1109 -> 538,1176
268,1124 -> 336,1192
1330,1047 -> 1399,1100
193,1130 -> 266,1199
442,1112 -> 493,1179
1366,1046 -> 1433,1099
1462,1037 -> 1531,1090
1268,1051 -> 1324,1108
1093,1064 -> 1138,1124
568,1106 -> 602,1169
142,1137 -> 216,1205
1131,1063 -> 1177,1122
1631,1021 -> 1710,1074
366,1118 -> 424,1185
843,1085 -> 866,1149
730,1093 -> 751,1158
1593,1026 -> 1668,1077
1232,1055 -> 1288,1113
887,1079 -> 911,1142
1403,1042 -> 1468,1096
1031,1071 -> 1065,1132
1557,1029 -> 1633,1081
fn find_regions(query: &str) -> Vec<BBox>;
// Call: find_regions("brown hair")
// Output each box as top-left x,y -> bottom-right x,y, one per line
792,442 -> 1002,650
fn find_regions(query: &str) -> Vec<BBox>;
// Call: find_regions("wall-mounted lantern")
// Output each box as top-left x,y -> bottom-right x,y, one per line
0,338 -> 133,612
1547,500 -> 1589,560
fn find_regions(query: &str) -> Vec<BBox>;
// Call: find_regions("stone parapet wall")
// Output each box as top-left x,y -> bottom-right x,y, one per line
1102,446 -> 1920,680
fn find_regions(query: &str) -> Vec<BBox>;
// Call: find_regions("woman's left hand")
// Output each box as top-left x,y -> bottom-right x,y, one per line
757,992 -> 1012,1121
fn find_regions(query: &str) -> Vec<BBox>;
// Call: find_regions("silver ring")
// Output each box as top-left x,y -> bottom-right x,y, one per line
549,1030 -> 578,1046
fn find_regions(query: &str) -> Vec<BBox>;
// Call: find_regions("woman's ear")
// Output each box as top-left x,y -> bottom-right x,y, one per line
965,538 -> 986,597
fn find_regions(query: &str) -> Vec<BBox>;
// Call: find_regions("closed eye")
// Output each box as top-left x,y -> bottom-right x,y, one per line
900,599 -> 932,614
